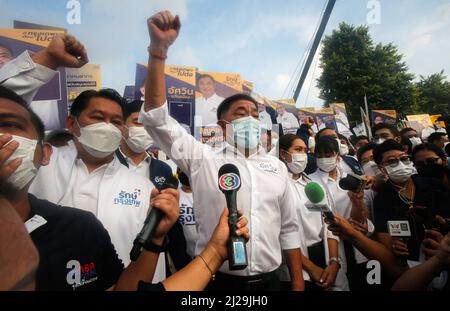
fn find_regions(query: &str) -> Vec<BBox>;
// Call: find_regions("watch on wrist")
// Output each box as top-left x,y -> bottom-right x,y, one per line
142,236 -> 169,254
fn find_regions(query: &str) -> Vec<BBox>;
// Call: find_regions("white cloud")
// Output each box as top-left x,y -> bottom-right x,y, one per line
402,2 -> 450,59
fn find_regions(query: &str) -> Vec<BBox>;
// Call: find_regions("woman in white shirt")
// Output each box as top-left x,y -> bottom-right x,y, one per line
278,134 -> 340,291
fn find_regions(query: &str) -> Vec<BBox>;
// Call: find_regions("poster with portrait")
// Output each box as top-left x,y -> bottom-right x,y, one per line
66,64 -> 102,108
371,110 -> 397,126
298,107 -> 318,133
330,103 -> 352,138
195,71 -> 242,145
315,108 -> 337,131
0,28 -> 68,131
135,63 -> 196,135
274,99 -> 300,135
406,114 -> 435,139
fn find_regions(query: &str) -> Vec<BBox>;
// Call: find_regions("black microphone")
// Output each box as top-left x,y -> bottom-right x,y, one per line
339,172 -> 367,193
218,164 -> 248,270
130,175 -> 179,262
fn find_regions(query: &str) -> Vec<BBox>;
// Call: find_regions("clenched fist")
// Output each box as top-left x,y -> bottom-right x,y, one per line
147,10 -> 181,53
32,34 -> 89,70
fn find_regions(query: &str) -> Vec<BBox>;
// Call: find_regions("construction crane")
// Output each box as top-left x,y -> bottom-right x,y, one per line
293,0 -> 336,102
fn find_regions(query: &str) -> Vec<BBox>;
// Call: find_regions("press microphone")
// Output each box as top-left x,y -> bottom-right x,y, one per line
304,182 -> 334,222
218,164 -> 248,270
339,173 -> 367,193
130,175 -> 179,262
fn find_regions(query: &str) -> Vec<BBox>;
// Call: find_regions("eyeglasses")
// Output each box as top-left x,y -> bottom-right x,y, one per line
414,157 -> 441,168
382,155 -> 411,168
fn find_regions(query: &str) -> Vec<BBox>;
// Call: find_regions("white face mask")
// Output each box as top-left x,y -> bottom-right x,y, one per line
126,126 -> 153,153
362,160 -> 382,177
336,139 -> 349,156
2,134 -> 38,190
384,161 -> 417,184
409,137 -> 422,149
317,156 -> 338,173
374,138 -> 386,145
286,153 -> 308,174
77,121 -> 122,158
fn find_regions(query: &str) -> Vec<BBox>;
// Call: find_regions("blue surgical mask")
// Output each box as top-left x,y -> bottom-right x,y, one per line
231,116 -> 261,149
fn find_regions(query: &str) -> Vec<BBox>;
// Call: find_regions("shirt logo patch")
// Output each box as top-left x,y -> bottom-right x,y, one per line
257,162 -> 279,174
113,189 -> 142,207
178,204 -> 196,225
66,260 -> 98,290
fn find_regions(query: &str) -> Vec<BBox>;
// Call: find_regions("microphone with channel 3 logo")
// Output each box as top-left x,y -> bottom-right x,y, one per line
218,164 -> 248,270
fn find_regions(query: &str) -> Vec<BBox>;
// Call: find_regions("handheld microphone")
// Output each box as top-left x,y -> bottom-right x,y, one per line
218,164 -> 248,270
339,173 -> 367,193
304,182 -> 334,222
130,175 -> 179,262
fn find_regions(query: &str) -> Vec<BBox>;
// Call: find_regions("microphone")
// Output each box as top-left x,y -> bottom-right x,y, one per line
304,182 -> 334,222
218,164 -> 248,270
339,173 -> 367,193
130,175 -> 179,262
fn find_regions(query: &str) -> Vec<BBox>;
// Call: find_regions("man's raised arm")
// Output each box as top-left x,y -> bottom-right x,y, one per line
144,11 -> 181,111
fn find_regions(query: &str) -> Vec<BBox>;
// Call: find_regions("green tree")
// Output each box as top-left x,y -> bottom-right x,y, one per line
318,23 -> 416,121
415,70 -> 450,115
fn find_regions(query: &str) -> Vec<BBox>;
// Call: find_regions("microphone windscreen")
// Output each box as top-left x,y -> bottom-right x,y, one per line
304,182 -> 325,204
218,164 -> 241,192
160,175 -> 179,190
339,175 -> 360,192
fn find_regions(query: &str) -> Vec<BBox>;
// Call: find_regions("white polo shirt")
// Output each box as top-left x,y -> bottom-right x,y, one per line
140,103 -> 301,276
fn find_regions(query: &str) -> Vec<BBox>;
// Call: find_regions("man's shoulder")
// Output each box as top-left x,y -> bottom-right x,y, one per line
29,194 -> 99,228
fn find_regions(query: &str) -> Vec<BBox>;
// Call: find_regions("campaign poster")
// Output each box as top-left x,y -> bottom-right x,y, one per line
330,103 -> 352,138
430,115 -> 446,129
298,107 -> 319,132
274,99 -> 300,135
315,108 -> 337,131
242,80 -> 254,95
371,110 -> 397,126
66,64 -> 102,108
135,63 -> 196,135
123,85 -> 135,103
0,28 -> 68,131
195,71 -> 242,145
407,114 -> 434,138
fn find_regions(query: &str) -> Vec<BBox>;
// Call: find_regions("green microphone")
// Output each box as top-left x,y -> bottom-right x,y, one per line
304,182 -> 334,222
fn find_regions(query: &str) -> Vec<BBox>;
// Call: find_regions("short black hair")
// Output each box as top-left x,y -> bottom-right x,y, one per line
373,139 -> 404,165
352,135 -> 369,145
315,127 -> 337,144
400,136 -> 413,154
197,74 -> 215,85
124,100 -> 143,120
279,134 -> 305,152
0,86 -> 45,141
412,143 -> 447,162
70,89 -> 126,118
357,142 -> 376,163
400,127 -> 417,137
216,93 -> 258,120
428,132 -> 447,144
372,123 -> 399,137
315,136 -> 339,155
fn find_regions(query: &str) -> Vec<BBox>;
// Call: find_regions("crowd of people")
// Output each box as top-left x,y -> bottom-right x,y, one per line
1,10 -> 450,292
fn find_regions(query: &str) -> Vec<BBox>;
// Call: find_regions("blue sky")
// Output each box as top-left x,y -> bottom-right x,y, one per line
1,0 -> 449,108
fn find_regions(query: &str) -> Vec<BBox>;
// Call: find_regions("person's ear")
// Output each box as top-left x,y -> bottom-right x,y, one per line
217,119 -> 228,134
40,143 -> 53,166
394,136 -> 401,143
378,164 -> 387,176
66,115 -> 79,137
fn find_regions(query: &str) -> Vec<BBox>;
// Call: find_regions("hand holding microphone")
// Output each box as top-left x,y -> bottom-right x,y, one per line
130,176 -> 180,261
304,181 -> 334,223
387,220 -> 411,258
218,164 -> 248,270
